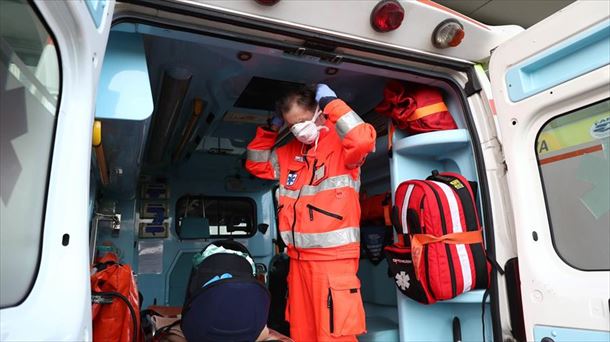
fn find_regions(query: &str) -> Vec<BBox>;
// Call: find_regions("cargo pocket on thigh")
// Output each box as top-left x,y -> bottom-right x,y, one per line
327,274 -> 366,337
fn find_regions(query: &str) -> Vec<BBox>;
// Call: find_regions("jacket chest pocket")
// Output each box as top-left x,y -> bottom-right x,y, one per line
310,151 -> 334,186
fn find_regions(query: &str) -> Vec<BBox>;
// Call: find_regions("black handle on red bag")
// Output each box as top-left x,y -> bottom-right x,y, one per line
391,205 -> 408,245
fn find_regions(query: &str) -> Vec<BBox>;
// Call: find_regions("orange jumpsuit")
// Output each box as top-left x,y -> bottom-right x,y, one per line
246,99 -> 376,341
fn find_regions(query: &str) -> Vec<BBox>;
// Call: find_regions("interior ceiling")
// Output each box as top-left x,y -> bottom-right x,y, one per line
142,28 -> 387,142
435,0 -> 576,28
141,26 -> 390,167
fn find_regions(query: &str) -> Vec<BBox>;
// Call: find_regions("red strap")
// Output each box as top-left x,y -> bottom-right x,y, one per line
411,230 -> 483,280
409,102 -> 448,121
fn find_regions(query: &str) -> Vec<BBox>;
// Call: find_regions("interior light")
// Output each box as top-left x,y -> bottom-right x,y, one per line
325,67 -> 339,75
371,0 -> 405,33
432,19 -> 465,48
237,51 -> 252,61
254,0 -> 280,6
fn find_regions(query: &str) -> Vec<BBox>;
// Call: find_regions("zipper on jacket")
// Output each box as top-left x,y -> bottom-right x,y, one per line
421,181 -> 457,298
327,288 -> 334,334
291,202 -> 299,260
307,204 -> 343,221
289,155 -> 312,260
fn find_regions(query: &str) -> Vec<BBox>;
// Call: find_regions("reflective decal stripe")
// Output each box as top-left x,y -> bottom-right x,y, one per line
278,187 -> 300,199
335,111 -> 364,139
247,148 -> 279,180
280,227 -> 360,249
246,149 -> 270,162
401,184 -> 415,235
433,181 -> 472,292
300,174 -> 360,196
278,174 -> 360,199
269,150 -> 279,179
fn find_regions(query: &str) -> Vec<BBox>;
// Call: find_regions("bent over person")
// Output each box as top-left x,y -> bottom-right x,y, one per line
245,84 -> 376,341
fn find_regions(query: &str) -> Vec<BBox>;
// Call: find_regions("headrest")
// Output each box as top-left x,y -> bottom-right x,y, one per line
203,239 -> 252,257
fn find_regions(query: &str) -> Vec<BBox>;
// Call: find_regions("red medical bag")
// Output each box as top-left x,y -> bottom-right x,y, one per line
385,170 -> 490,304
375,81 -> 457,135
91,253 -> 142,342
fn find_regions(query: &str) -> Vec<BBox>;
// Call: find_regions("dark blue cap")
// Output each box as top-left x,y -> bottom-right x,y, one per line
181,279 -> 270,342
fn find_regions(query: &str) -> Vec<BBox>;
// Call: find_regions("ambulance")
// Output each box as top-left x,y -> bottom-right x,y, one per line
1,0 -> 608,341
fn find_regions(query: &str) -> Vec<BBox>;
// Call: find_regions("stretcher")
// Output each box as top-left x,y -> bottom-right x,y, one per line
143,306 -> 294,342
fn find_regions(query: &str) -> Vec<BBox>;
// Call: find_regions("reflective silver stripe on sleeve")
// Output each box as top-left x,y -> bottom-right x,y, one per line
279,186 -> 300,199
281,227 -> 360,249
335,111 -> 364,139
246,149 -> 271,162
300,174 -> 360,197
269,150 -> 280,179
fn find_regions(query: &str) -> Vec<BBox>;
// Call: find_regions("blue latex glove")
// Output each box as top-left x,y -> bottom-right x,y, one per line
269,114 -> 284,131
315,84 -> 337,103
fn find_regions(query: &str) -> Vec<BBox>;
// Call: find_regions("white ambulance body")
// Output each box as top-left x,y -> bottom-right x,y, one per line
0,0 -> 608,341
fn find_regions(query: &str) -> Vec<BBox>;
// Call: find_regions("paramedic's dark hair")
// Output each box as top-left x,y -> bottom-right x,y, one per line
276,85 -> 317,115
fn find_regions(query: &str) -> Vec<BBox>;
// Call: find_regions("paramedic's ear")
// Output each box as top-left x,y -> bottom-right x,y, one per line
315,84 -> 337,111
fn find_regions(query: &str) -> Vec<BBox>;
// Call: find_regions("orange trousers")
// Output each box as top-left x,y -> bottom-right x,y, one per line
286,258 -> 366,342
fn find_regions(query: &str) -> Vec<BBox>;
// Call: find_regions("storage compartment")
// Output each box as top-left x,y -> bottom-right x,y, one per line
388,106 -> 492,341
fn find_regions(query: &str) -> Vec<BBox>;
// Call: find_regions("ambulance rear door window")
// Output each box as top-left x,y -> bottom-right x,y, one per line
0,0 -> 61,308
536,99 -> 610,271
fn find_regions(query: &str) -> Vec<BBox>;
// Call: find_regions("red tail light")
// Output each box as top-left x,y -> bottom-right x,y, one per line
371,0 -> 405,33
254,0 -> 280,6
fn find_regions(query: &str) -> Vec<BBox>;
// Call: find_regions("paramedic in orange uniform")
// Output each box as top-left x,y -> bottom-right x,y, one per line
245,84 -> 376,341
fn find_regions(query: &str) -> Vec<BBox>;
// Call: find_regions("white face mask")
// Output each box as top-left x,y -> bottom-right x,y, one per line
290,108 -> 328,146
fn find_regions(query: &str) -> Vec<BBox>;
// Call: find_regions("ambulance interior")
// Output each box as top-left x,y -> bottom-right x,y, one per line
90,20 -> 492,341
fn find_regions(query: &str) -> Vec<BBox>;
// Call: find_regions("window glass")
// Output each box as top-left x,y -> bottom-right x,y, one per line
0,0 -> 60,307
175,196 -> 256,238
536,99 -> 610,270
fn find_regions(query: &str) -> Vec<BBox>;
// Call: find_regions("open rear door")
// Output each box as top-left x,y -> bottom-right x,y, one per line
489,1 -> 610,341
0,0 -> 114,340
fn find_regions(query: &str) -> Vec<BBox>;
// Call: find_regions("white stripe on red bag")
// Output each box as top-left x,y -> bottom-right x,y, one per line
401,184 -> 415,235
433,181 -> 473,292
